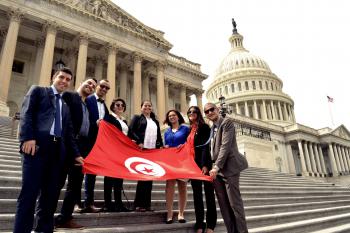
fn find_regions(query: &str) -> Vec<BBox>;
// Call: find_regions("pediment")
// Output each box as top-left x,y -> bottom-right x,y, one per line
56,0 -> 172,49
331,125 -> 350,140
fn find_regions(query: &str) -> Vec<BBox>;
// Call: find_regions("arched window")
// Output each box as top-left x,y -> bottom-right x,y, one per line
252,81 -> 256,90
245,81 -> 249,90
259,81 -> 263,90
225,86 -> 228,95
270,82 -> 274,90
265,81 -> 269,90
231,83 -> 235,93
238,82 -> 242,91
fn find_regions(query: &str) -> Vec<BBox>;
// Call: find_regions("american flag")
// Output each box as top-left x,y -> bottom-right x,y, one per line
327,96 -> 334,103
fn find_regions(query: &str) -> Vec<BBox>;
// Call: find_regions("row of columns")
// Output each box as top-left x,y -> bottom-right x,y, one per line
296,140 -> 327,177
0,12 -> 204,118
233,99 -> 295,122
328,143 -> 350,176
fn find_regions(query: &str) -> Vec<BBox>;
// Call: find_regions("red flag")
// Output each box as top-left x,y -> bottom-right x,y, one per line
327,95 -> 334,103
83,121 -> 211,181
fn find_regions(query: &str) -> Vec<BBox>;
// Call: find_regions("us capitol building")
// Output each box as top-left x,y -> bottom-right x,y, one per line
0,0 -> 350,179
206,20 -> 350,179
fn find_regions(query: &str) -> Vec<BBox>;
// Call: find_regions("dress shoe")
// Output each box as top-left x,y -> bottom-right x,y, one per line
100,206 -> 115,212
134,207 -> 146,212
79,205 -> 100,213
55,219 -> 84,229
178,218 -> 186,223
165,218 -> 173,224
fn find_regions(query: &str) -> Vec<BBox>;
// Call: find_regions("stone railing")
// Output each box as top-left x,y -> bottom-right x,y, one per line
167,53 -> 201,72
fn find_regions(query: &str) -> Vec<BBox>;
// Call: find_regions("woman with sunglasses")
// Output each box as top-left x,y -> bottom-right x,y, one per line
102,98 -> 130,212
128,100 -> 163,212
186,106 -> 217,233
163,110 -> 190,224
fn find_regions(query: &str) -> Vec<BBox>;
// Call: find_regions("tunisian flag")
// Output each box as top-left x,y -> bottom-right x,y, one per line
83,121 -> 211,181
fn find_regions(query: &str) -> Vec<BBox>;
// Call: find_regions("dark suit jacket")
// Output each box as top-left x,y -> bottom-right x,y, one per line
128,113 -> 163,149
212,116 -> 248,177
194,123 -> 212,169
104,114 -> 128,132
19,86 -> 79,159
85,94 -> 109,144
62,91 -> 83,137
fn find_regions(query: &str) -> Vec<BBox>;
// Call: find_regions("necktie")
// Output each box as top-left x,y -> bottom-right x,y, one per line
97,98 -> 104,103
54,94 -> 62,137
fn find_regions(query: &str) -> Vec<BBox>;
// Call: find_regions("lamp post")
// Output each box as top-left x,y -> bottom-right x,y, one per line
219,95 -> 227,117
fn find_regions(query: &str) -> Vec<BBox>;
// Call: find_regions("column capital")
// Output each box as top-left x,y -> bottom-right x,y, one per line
7,8 -> 24,23
78,32 -> 89,45
155,60 -> 167,71
132,52 -> 143,63
35,36 -> 45,48
105,43 -> 119,55
43,21 -> 60,35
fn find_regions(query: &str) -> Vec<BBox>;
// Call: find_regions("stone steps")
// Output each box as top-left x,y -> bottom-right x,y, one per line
1,130 -> 350,232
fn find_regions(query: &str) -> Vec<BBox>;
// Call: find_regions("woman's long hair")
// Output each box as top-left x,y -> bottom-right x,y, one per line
163,109 -> 185,127
188,106 -> 205,127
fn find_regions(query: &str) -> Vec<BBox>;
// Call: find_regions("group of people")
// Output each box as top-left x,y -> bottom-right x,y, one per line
13,66 -> 248,233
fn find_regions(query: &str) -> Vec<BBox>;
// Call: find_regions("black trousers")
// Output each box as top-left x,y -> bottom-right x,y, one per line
14,139 -> 62,233
191,179 -> 217,230
104,177 -> 124,208
56,136 -> 90,223
134,181 -> 153,208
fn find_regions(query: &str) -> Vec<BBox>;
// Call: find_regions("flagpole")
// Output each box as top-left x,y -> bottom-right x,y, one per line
328,101 -> 335,127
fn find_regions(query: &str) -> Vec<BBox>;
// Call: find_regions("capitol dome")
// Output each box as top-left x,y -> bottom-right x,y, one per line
207,20 -> 296,127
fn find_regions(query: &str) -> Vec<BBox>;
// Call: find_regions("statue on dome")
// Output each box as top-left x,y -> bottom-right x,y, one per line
232,18 -> 238,34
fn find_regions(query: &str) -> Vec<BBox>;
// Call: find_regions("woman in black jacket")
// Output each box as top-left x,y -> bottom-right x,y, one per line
187,106 -> 217,233
102,98 -> 130,212
128,100 -> 163,212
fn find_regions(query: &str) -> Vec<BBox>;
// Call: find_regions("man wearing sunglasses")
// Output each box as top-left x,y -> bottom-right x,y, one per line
204,103 -> 248,233
81,79 -> 110,213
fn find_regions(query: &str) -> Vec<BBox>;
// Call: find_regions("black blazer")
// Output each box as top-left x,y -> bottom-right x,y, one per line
104,114 -> 127,132
19,86 -> 79,158
193,123 -> 212,169
62,91 -> 83,137
128,113 -> 163,149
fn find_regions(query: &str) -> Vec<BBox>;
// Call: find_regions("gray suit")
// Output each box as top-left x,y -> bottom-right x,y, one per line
211,116 -> 248,233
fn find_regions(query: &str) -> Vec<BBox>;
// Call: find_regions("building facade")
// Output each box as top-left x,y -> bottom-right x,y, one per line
206,23 -> 350,178
0,0 -> 206,120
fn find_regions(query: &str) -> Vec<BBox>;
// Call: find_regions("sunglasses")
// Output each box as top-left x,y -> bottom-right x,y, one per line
187,110 -> 198,115
115,103 -> 125,108
204,107 -> 215,114
99,85 -> 110,90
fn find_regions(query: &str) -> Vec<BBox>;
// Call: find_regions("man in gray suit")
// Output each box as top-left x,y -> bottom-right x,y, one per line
204,102 -> 248,233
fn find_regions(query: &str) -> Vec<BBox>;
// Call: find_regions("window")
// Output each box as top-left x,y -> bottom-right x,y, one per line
175,103 -> 181,112
252,81 -> 256,90
12,60 -> 25,74
231,83 -> 235,93
245,81 -> 249,90
259,81 -> 263,90
265,81 -> 269,90
225,86 -> 228,95
270,82 -> 274,90
238,82 -> 242,91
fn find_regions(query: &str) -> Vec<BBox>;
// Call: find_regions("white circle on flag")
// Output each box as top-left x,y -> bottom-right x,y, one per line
124,157 -> 166,177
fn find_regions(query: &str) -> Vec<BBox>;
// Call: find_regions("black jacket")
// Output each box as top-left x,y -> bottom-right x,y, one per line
62,91 -> 84,137
128,113 -> 163,149
193,123 -> 212,169
104,114 -> 127,132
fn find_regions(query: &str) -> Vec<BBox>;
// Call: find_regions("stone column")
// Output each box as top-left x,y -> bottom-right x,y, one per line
308,142 -> 318,175
278,101 -> 283,120
236,102 -> 241,114
105,43 -> 118,107
132,53 -> 142,115
318,145 -> 327,176
31,37 -> 45,85
164,79 -> 169,112
303,141 -> 313,175
253,100 -> 258,119
344,148 -> 350,172
0,9 -> 23,116
119,63 -> 128,100
75,33 -> 89,89
180,85 -> 187,114
0,27 -> 8,58
286,143 -> 296,174
297,140 -> 308,175
196,91 -> 203,111
287,105 -> 293,121
156,61 -> 166,121
244,101 -> 249,117
262,100 -> 268,120
290,105 -> 296,122
338,146 -> 347,173
93,56 -> 104,81
335,145 -> 345,173
313,143 -> 323,176
283,103 -> 288,122
270,100 -> 276,120
38,21 -> 59,87
142,72 -> 150,101
328,143 -> 339,176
